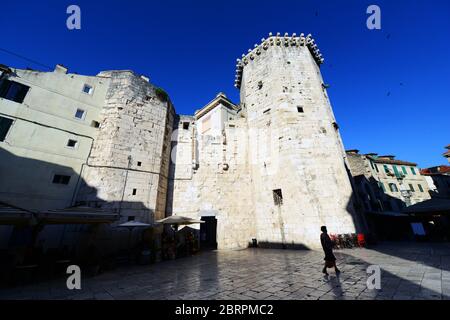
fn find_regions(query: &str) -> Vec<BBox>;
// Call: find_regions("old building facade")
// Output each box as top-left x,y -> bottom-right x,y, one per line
346,150 -> 431,212
1,33 -> 359,251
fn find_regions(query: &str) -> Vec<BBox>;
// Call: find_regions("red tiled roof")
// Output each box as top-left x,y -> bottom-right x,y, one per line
367,155 -> 417,166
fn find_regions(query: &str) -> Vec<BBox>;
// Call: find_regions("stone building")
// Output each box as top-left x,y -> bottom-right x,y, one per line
0,64 -> 174,251
346,150 -> 431,213
421,166 -> 450,199
169,33 -> 358,250
1,32 -> 359,252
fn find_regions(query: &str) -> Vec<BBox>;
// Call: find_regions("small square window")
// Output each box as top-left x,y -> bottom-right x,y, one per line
128,216 -> 135,221
132,188 -> 137,195
273,189 -> 283,206
137,161 -> 142,167
75,108 -> 85,119
52,174 -> 71,185
82,84 -> 93,94
182,122 -> 190,130
297,106 -> 304,113
91,120 -> 100,128
67,139 -> 77,148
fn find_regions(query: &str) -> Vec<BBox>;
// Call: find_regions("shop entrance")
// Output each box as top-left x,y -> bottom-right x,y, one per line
200,216 -> 217,250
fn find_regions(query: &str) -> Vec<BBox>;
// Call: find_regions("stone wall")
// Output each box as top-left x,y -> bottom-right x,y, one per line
168,114 -> 256,249
76,71 -> 175,223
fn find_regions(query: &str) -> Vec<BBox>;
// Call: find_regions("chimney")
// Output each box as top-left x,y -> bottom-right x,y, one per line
54,64 -> 68,74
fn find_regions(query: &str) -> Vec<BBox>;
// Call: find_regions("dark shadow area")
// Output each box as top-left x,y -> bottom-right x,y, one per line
0,147 -> 168,288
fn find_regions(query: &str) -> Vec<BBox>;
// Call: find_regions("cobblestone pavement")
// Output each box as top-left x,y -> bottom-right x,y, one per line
1,242 -> 450,300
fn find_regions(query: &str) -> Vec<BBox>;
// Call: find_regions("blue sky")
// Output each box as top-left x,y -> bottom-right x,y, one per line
1,0 -> 449,168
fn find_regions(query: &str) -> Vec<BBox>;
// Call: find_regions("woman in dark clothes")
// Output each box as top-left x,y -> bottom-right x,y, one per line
320,226 -> 340,275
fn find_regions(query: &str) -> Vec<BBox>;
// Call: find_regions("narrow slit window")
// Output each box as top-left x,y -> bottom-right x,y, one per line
132,188 -> 137,195
273,189 -> 283,206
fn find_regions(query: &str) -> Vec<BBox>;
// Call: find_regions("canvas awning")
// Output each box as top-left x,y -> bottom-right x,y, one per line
0,202 -> 36,225
37,206 -> 119,224
402,198 -> 450,214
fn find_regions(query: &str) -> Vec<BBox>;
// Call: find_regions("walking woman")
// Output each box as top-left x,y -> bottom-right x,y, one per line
320,226 -> 340,275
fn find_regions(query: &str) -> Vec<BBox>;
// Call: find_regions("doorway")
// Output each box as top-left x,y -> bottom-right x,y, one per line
200,216 -> 217,250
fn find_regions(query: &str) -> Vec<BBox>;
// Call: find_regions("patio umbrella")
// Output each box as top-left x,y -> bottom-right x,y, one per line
156,215 -> 204,225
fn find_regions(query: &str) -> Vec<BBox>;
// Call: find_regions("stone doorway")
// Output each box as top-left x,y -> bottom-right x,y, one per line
200,216 -> 217,250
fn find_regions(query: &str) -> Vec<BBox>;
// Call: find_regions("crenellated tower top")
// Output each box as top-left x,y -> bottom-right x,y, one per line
234,32 -> 324,89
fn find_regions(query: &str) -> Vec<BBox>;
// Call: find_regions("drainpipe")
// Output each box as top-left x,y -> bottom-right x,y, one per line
118,155 -> 132,220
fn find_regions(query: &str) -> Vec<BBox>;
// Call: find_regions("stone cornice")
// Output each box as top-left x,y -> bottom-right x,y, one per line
234,32 -> 324,89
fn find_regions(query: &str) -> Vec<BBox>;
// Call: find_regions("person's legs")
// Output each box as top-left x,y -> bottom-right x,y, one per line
334,261 -> 340,273
322,262 -> 328,275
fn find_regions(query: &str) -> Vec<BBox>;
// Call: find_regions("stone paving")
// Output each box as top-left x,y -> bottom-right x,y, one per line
1,242 -> 450,300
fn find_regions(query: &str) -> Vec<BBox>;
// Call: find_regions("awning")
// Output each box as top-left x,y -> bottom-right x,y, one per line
402,198 -> 450,214
0,201 -> 35,225
367,210 -> 409,217
37,206 -> 119,224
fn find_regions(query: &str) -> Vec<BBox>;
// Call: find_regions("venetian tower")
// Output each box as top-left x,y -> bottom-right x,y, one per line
235,32 -> 357,248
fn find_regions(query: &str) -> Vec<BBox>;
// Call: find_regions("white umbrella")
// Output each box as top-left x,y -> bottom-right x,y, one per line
117,221 -> 151,228
156,215 -> 204,225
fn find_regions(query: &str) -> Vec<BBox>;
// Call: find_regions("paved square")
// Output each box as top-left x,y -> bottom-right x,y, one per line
1,242 -> 450,300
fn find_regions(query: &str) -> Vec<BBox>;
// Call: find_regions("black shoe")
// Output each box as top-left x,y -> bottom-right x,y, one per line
322,268 -> 328,275
335,268 -> 341,274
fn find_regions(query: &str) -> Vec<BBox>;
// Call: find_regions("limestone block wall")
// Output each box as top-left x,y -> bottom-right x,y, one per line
76,71 -> 174,223
239,40 -> 356,249
168,116 -> 255,249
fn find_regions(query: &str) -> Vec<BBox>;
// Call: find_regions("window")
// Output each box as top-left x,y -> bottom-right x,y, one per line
418,184 -> 424,192
383,165 -> 389,173
128,216 -> 135,221
273,189 -> 283,206
75,108 -> 85,119
411,167 -> 416,175
297,106 -> 304,113
378,182 -> 386,192
91,120 -> 100,128
0,80 -> 30,103
389,183 -> 398,192
374,164 -> 379,173
182,122 -> 189,130
132,188 -> 137,195
67,139 -> 77,148
52,174 -> 71,185
137,161 -> 142,167
409,184 -> 415,192
0,116 -> 14,142
402,166 -> 407,175
82,84 -> 93,94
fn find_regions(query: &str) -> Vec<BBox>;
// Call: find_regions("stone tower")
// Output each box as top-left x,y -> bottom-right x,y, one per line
235,33 -> 357,248
76,71 -> 175,223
